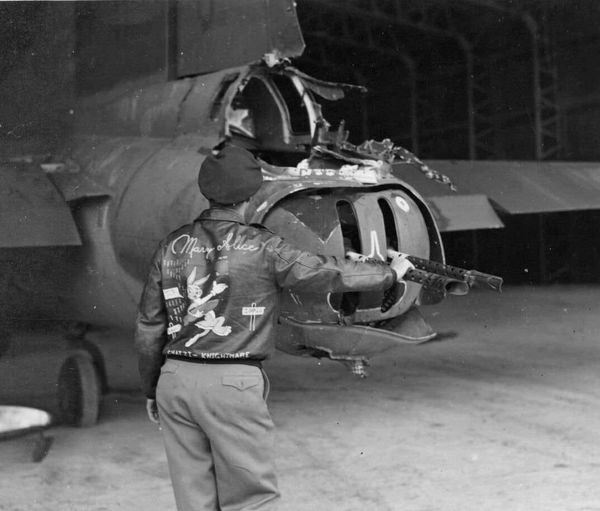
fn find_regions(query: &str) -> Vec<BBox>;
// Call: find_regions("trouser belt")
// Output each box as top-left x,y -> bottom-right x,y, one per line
166,354 -> 263,368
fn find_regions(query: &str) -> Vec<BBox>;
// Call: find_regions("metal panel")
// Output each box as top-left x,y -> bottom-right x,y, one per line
177,0 -> 305,77
398,160 -> 600,216
49,173 -> 112,202
426,194 -> 504,232
0,165 -> 81,247
75,1 -> 168,94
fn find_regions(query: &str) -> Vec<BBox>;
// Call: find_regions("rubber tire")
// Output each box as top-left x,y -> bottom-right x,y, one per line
57,351 -> 100,427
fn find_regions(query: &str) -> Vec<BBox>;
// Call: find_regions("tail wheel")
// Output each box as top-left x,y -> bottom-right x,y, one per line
57,351 -> 100,427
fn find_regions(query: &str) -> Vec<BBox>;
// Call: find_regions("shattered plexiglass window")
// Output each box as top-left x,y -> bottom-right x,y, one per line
270,74 -> 311,135
228,77 -> 285,146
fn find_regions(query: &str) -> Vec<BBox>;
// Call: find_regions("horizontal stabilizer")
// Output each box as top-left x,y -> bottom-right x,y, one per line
425,194 -> 504,232
424,160 -> 600,215
0,164 -> 81,247
397,160 -> 600,231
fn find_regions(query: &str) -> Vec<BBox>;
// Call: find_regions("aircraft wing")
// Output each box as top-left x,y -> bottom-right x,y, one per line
0,163 -> 82,248
398,160 -> 600,232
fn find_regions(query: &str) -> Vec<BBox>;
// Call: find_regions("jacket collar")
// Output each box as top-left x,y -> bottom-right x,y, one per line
197,206 -> 246,225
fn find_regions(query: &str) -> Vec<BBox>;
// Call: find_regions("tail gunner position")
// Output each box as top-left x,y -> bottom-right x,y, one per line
134,144 -> 413,511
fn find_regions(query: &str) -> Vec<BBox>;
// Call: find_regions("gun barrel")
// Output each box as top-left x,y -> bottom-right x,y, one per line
387,249 -> 503,292
404,268 -> 469,296
347,251 -> 469,296
464,270 -> 504,292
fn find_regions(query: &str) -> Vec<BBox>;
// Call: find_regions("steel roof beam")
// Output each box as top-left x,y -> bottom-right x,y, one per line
455,0 -> 562,160
301,0 -> 478,158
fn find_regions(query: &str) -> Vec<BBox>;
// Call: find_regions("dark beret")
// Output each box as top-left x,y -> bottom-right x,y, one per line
198,145 -> 263,204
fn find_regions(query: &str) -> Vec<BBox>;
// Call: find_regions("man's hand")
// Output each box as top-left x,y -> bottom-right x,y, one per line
390,252 -> 415,280
146,398 -> 160,424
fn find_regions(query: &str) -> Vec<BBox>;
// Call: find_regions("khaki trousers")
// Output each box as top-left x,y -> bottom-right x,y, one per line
156,359 -> 279,511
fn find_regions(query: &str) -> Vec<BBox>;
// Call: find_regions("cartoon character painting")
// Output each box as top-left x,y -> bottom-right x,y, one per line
183,267 -> 231,347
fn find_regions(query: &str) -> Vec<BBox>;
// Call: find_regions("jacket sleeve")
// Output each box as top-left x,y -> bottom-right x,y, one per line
134,243 -> 168,399
267,237 -> 397,292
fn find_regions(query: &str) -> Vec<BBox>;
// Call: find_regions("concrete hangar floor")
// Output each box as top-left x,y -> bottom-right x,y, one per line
1,284 -> 599,511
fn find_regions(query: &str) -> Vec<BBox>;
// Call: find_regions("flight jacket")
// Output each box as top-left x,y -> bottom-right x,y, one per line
134,207 -> 397,398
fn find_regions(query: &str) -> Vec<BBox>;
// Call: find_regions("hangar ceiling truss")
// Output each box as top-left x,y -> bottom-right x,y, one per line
458,0 -> 562,160
299,0 -> 562,160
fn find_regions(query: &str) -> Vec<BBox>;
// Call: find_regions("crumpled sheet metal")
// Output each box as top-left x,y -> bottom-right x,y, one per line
285,66 -> 367,100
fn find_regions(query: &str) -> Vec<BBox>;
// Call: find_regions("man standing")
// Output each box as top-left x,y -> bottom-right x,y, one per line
134,144 -> 413,511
